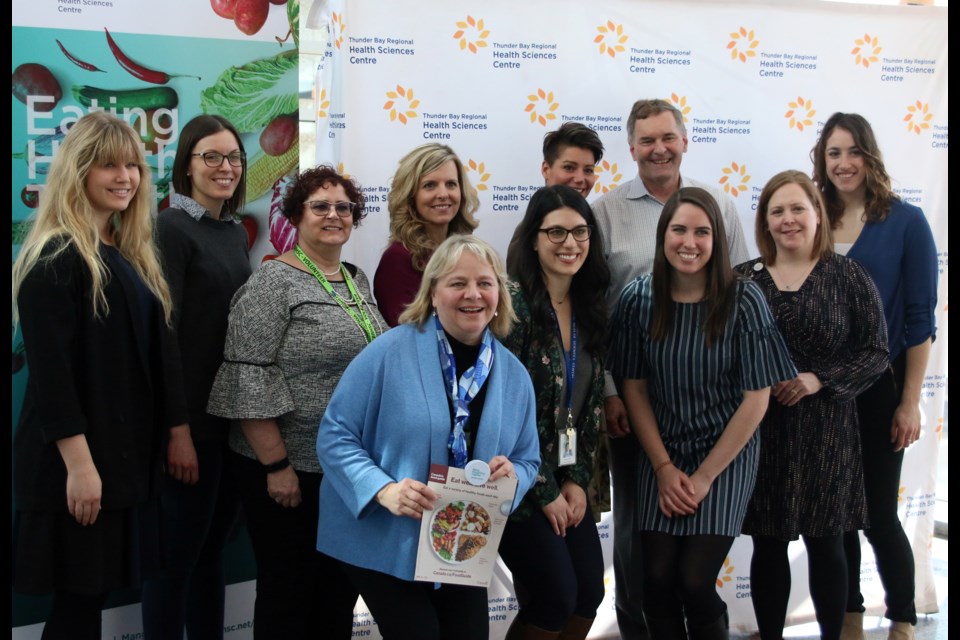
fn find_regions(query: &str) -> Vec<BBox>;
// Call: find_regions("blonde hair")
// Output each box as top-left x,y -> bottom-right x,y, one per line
387,143 -> 479,271
398,235 -> 516,339
12,111 -> 173,325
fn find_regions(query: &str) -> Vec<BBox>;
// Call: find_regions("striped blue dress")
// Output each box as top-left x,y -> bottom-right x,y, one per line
608,275 -> 796,536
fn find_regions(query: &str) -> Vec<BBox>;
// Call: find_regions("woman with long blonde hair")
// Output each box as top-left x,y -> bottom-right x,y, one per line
373,143 -> 479,326
12,111 -> 186,640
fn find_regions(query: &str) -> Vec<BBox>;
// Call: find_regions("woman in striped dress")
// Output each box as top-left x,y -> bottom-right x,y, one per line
608,187 -> 795,640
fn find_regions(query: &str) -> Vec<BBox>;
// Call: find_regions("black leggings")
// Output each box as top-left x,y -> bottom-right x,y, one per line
42,590 -> 108,640
641,531 -> 732,625
499,507 -> 605,630
341,562 -> 488,640
751,535 -> 847,640
846,357 -> 917,623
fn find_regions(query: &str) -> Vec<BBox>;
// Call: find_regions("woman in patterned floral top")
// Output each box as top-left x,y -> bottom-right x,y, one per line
500,185 -> 612,640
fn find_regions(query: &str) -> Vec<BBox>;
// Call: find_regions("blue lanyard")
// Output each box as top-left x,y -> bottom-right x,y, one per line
550,308 -> 578,428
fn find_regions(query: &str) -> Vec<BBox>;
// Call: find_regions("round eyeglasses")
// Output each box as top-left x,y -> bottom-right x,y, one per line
191,151 -> 245,167
305,200 -> 356,217
538,225 -> 592,244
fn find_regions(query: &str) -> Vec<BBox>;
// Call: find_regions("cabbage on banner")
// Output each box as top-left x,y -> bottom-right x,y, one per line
201,49 -> 298,133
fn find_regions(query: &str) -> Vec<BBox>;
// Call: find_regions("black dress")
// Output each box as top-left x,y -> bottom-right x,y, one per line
736,255 -> 889,540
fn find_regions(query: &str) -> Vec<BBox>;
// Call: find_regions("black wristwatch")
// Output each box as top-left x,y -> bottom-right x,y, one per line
262,456 -> 291,474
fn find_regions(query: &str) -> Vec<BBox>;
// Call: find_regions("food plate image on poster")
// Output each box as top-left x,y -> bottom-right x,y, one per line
414,464 -> 517,587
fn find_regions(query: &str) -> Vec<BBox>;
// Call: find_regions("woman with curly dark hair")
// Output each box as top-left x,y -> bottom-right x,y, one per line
500,185 -> 611,639
207,165 -> 385,639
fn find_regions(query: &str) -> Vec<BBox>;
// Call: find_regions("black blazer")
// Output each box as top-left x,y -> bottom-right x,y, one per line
14,240 -> 187,512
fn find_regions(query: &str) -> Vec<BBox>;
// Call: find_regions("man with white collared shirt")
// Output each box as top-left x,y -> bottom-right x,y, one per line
592,98 -> 748,640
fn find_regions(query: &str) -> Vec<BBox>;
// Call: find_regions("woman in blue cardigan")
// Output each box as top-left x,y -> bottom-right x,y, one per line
317,234 -> 540,640
813,112 -> 938,640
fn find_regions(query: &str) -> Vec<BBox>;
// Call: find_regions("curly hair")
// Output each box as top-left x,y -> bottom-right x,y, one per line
387,144 -> 479,271
282,165 -> 367,228
812,112 -> 897,226
507,185 -> 611,356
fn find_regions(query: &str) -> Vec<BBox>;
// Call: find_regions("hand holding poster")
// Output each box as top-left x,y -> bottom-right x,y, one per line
415,464 -> 517,587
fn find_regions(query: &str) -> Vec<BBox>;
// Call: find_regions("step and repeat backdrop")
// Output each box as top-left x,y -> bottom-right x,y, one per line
12,0 -> 947,637
314,0 -> 947,637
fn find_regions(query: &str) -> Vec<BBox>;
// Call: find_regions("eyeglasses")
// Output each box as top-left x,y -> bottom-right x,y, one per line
539,225 -> 592,244
305,200 -> 356,217
191,151 -> 245,167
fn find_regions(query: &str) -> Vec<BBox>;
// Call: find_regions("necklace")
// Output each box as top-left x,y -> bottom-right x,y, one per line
551,296 -> 567,305
320,263 -> 342,277
770,262 -> 815,291
293,245 -> 379,343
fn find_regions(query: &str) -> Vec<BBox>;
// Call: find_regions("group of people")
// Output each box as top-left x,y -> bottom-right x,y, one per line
11,98 -> 936,640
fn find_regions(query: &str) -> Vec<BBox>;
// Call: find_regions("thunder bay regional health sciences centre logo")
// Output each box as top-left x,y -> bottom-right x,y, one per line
727,27 -> 759,63
594,21 -> 628,58
851,33 -> 882,68
465,159 -> 491,191
668,94 -> 691,124
593,160 -> 624,195
452,16 -> 490,53
784,96 -> 816,132
383,85 -> 420,124
718,162 -> 750,198
317,89 -> 330,119
525,89 -> 559,126
331,12 -> 345,49
904,101 -> 933,135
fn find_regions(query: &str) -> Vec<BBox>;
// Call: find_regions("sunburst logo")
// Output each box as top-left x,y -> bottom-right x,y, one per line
716,557 -> 734,588
851,33 -> 882,68
317,88 -> 330,119
904,101 -> 933,135
898,485 -> 906,504
594,21 -> 628,58
524,88 -> 559,127
719,162 -> 750,197
453,16 -> 489,53
784,97 -> 816,132
336,162 -> 350,179
593,160 -> 624,194
465,159 -> 490,191
936,417 -> 943,441
383,85 -> 420,125
668,93 -> 692,124
331,12 -> 345,50
727,27 -> 759,63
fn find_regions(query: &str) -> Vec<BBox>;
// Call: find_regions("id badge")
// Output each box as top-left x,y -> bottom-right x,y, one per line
558,427 -> 577,467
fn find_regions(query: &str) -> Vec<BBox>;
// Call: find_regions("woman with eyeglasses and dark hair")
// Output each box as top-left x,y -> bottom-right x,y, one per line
499,185 -> 611,640
141,114 -> 253,640
207,165 -> 384,639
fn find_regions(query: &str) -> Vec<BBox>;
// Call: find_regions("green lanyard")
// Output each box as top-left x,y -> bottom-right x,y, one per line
294,245 -> 378,344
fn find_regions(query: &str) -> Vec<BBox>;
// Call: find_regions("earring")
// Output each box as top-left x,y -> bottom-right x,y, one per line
494,311 -> 499,317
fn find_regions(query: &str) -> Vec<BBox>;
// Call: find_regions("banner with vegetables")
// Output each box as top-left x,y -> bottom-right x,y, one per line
12,1 -> 298,635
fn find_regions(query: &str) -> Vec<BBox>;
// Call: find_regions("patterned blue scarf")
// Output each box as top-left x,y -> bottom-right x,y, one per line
434,314 -> 495,468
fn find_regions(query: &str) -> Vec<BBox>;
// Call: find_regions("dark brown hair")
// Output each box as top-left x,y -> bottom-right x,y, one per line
811,112 -> 897,226
282,165 -> 366,227
651,187 -> 737,347
172,115 -> 246,218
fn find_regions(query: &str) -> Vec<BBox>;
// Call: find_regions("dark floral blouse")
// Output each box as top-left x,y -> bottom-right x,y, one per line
501,281 -> 608,521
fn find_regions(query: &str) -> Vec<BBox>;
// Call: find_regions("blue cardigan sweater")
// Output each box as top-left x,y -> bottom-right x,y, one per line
316,323 -> 540,581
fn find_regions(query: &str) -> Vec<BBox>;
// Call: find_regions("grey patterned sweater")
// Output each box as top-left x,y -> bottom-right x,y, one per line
207,259 -> 386,473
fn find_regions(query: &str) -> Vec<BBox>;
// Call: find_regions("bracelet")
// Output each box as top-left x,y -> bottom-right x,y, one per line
262,456 -> 290,474
653,459 -> 673,475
